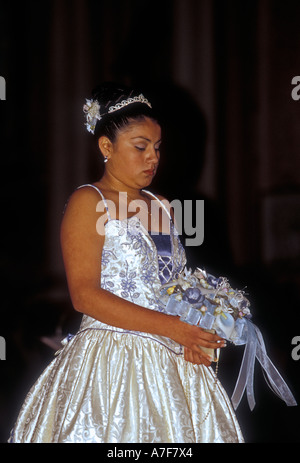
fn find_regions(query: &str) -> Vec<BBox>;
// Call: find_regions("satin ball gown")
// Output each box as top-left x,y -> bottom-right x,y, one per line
9,185 -> 244,443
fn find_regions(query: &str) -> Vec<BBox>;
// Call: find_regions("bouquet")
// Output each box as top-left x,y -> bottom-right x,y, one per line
159,267 -> 297,410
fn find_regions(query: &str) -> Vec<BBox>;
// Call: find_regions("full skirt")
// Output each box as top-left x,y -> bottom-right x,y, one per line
9,328 -> 244,443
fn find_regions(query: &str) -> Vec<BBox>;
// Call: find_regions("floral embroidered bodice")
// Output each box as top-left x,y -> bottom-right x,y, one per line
78,186 -> 187,352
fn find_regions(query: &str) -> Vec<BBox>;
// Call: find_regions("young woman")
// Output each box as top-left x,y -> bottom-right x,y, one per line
9,83 -> 244,443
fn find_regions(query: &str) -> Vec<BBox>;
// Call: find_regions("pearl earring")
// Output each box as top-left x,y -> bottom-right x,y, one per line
104,156 -> 108,163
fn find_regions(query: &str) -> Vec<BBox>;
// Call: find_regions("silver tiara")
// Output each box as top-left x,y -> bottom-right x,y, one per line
83,93 -> 152,134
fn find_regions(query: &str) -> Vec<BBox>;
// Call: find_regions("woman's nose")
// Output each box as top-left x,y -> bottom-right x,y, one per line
147,145 -> 159,162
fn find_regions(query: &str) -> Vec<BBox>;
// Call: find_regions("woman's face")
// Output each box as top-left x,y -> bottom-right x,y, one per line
100,117 -> 161,190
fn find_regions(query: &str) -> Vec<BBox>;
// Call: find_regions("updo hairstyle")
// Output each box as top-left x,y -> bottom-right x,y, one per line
90,82 -> 159,144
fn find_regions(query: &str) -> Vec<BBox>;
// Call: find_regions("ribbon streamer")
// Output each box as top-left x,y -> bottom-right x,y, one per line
159,268 -> 297,411
163,297 -> 297,410
231,319 -> 297,410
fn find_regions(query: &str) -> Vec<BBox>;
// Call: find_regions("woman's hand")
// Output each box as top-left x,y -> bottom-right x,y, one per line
184,347 -> 213,366
167,316 -> 226,361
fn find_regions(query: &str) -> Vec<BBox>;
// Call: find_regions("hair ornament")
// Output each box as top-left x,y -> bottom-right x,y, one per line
83,93 -> 152,134
83,99 -> 101,134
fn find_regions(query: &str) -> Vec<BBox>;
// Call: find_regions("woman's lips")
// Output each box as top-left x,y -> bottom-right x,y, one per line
144,169 -> 155,176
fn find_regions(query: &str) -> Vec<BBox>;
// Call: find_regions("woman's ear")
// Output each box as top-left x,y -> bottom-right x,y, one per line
98,136 -> 113,161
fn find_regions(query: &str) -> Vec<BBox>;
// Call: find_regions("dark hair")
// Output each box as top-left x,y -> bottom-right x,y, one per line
90,82 -> 160,143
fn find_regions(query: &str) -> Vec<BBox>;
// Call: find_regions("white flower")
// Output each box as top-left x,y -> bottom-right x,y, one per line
83,99 -> 101,134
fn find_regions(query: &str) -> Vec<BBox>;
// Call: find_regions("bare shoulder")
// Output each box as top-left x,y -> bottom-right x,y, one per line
61,185 -> 107,238
62,185 -> 105,222
65,185 -> 102,210
60,185 -> 106,295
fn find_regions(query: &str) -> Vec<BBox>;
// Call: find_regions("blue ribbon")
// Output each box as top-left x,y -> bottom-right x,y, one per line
231,319 -> 297,410
162,295 -> 297,410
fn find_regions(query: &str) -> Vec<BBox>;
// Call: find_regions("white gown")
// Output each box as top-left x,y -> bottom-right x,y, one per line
9,185 -> 244,443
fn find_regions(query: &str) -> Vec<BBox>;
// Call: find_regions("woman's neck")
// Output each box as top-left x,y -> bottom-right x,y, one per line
98,171 -> 144,200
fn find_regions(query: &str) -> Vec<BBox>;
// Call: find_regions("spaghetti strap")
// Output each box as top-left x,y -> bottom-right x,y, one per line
142,189 -> 172,221
77,184 -> 111,220
75,186 -> 169,223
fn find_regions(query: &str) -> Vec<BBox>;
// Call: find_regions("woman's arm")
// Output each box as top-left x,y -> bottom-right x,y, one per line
60,187 -> 225,360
